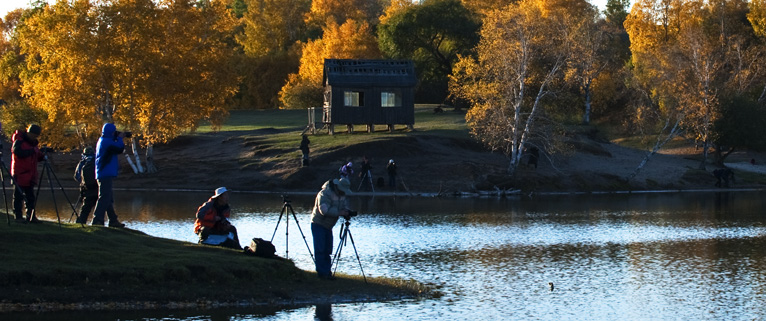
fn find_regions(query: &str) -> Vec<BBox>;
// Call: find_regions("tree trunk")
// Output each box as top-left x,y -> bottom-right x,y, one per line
145,144 -> 158,173
698,140 -> 709,170
131,137 -> 145,174
583,82 -> 592,125
124,154 -> 139,173
627,116 -> 683,181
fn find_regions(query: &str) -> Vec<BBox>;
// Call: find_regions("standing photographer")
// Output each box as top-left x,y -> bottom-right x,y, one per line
10,124 -> 45,223
311,177 -> 353,280
73,147 -> 98,224
91,123 -> 126,227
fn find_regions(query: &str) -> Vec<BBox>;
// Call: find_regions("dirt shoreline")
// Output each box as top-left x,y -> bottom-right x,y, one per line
34,130 -> 766,195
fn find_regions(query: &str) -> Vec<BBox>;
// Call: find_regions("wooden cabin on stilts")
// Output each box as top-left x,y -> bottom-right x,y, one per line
309,59 -> 417,135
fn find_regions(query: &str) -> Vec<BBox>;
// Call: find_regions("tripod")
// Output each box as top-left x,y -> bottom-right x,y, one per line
0,150 -> 27,226
31,154 -> 80,227
270,196 -> 315,263
331,217 -> 367,283
357,170 -> 374,193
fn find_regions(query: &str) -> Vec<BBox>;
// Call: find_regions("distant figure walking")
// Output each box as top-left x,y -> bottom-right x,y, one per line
713,168 -> 735,188
339,161 -> 353,179
528,146 -> 539,169
300,134 -> 310,167
386,159 -> 397,189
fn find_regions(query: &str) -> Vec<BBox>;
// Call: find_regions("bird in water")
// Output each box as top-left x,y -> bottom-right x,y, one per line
549,282 -> 554,291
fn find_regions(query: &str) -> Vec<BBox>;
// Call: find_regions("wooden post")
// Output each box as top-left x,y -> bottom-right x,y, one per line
367,124 -> 374,133
347,124 -> 354,133
329,124 -> 334,135
388,124 -> 394,132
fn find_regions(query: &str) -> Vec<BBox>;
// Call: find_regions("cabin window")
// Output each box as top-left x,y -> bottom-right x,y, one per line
381,90 -> 402,107
344,91 -> 364,107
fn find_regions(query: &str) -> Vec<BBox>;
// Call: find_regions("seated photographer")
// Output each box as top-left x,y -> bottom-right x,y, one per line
194,187 -> 241,250
311,178 -> 354,280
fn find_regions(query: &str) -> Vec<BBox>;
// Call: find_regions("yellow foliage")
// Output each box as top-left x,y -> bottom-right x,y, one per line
750,0 -> 766,37
279,19 -> 381,109
16,0 -> 239,148
450,0 -> 571,168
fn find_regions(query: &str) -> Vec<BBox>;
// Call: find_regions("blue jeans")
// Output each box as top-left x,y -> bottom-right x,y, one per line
92,177 -> 119,224
312,223 -> 333,277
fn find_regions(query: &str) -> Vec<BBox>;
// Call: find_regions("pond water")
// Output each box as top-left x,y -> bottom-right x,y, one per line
16,190 -> 766,320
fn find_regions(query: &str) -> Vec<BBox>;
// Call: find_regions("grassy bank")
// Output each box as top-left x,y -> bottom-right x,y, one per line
0,217 -> 428,312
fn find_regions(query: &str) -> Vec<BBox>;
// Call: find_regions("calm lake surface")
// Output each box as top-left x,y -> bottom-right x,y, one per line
17,189 -> 766,320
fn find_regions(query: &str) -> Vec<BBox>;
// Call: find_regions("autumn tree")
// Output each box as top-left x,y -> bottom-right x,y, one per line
305,0 -> 385,30
378,0 -> 480,103
0,9 -> 26,104
279,19 -> 381,108
561,2 -> 612,125
450,0 -> 571,175
16,0 -> 239,173
748,0 -> 766,102
625,0 -> 761,173
234,0 -> 310,108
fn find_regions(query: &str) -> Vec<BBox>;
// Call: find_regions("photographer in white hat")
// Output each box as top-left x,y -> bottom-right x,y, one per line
193,187 -> 241,249
311,178 -> 354,280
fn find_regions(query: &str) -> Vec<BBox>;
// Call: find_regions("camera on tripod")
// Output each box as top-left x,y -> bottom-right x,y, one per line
114,131 -> 132,139
347,210 -> 358,217
281,195 -> 291,204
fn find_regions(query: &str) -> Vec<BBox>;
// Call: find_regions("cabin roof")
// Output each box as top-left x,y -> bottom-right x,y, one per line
323,59 -> 417,87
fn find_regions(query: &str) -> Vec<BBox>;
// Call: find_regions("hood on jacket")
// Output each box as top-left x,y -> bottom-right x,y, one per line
101,123 -> 116,138
12,129 -> 37,145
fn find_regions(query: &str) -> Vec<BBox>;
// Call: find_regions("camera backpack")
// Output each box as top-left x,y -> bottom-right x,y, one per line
245,238 -> 276,258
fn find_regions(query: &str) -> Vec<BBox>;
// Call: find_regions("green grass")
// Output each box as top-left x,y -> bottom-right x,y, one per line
195,105 -> 468,136
0,218 -> 427,307
191,105 -> 471,169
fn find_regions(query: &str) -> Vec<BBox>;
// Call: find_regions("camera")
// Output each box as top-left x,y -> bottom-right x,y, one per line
347,210 -> 358,217
282,195 -> 291,204
114,131 -> 132,139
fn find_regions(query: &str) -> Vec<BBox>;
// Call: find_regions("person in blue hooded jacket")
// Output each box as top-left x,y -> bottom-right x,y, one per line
91,123 -> 126,227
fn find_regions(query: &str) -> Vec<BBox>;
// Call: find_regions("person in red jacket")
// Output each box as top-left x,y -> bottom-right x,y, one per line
11,124 -> 45,223
194,187 -> 241,249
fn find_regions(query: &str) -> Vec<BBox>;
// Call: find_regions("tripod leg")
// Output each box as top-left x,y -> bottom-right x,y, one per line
271,204 -> 286,242
331,228 -> 347,275
69,195 -> 82,223
0,165 -> 9,225
345,230 -> 367,283
43,160 -> 83,223
43,163 -> 63,227
0,162 -> 29,224
368,170 -> 374,194
288,204 -> 315,264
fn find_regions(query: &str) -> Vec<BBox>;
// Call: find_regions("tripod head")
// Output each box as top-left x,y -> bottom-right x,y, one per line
281,194 -> 291,205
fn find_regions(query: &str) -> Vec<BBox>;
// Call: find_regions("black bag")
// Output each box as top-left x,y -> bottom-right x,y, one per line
245,238 -> 276,258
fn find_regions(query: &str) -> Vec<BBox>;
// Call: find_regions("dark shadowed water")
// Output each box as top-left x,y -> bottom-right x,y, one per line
14,190 -> 766,320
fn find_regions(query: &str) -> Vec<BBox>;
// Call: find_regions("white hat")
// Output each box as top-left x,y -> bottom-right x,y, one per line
332,178 -> 352,195
389,159 -> 394,164
213,187 -> 229,198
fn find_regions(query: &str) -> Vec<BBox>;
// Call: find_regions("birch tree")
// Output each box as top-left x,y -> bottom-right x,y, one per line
449,0 -> 571,175
625,0 -> 758,174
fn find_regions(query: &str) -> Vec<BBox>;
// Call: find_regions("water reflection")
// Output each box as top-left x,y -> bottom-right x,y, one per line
21,190 -> 766,320
314,304 -> 333,321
